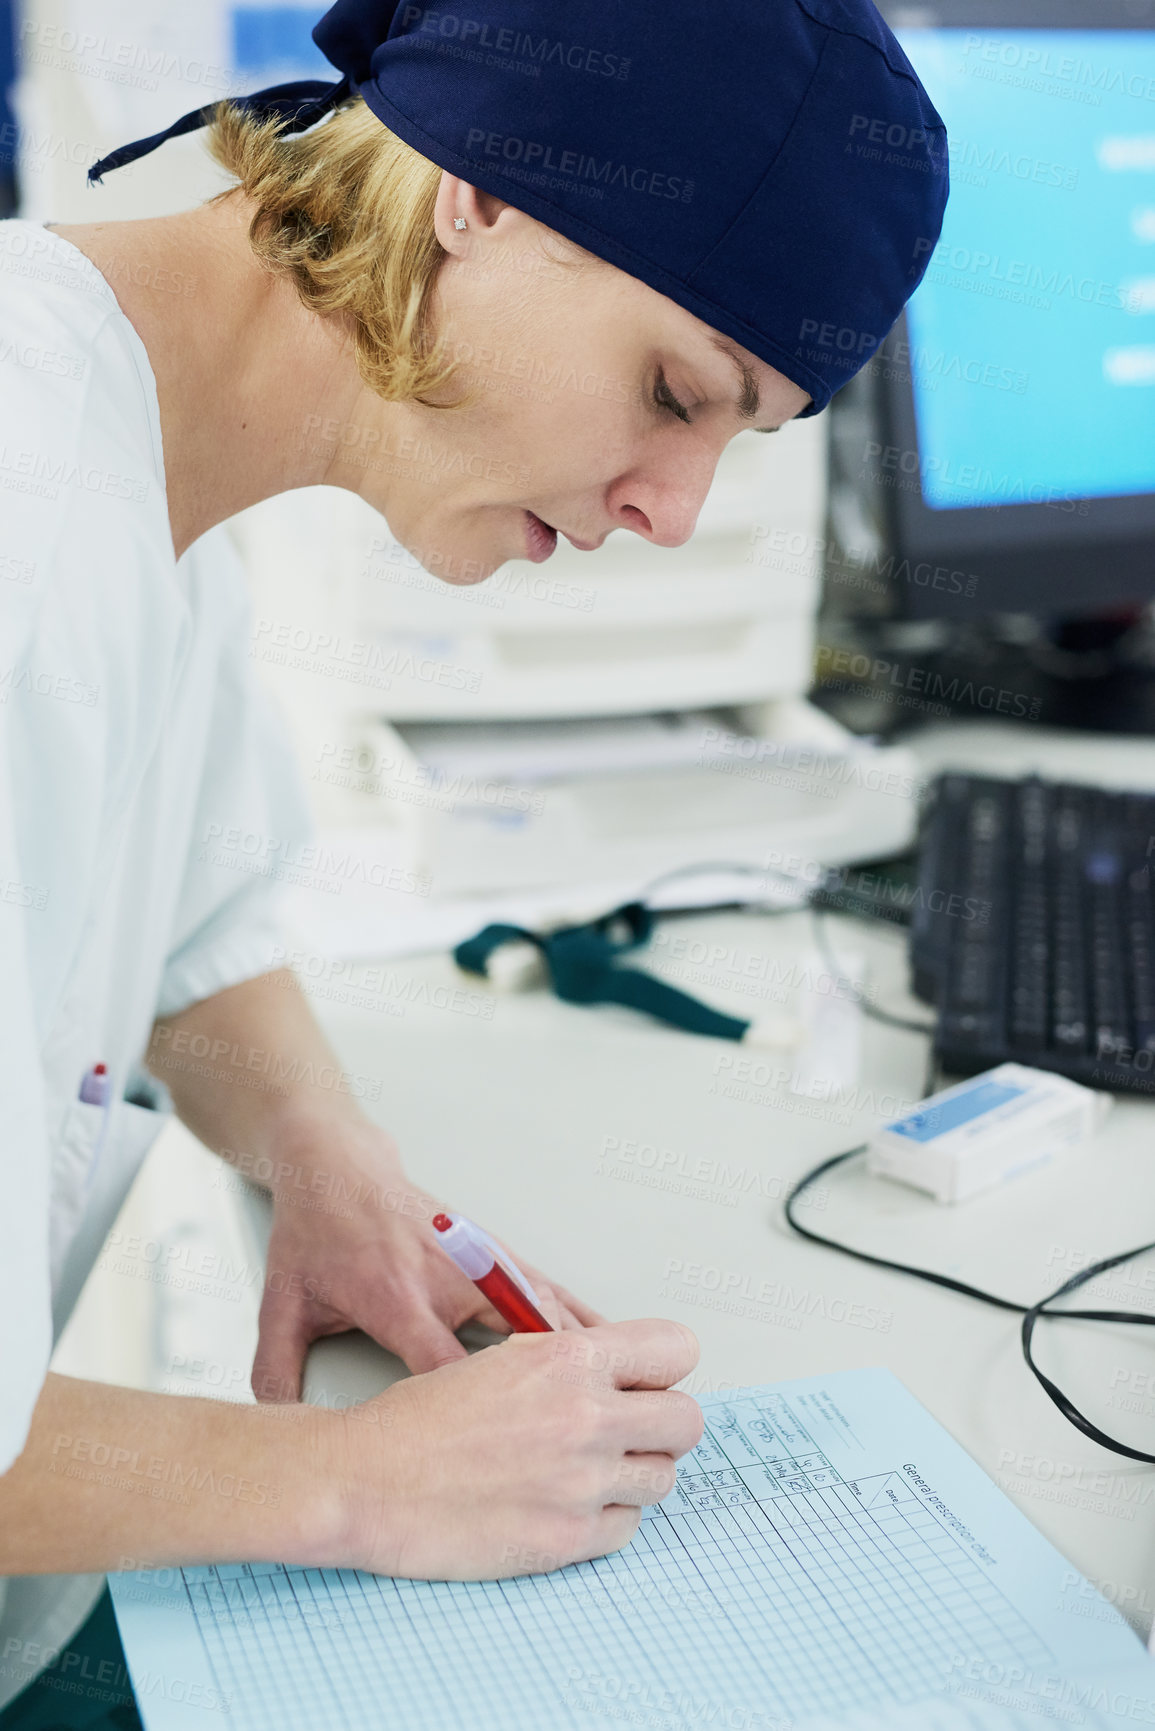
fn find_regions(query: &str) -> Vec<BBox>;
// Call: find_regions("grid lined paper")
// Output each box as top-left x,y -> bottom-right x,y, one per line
160,1382 -> 1057,1731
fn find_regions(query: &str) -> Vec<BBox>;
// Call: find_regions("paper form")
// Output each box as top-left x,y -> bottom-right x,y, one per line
109,1368 -> 1155,1731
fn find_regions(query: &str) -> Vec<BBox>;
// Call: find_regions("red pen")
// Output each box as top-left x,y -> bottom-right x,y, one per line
79,1061 -> 110,1107
432,1212 -> 553,1333
78,1062 -> 112,1198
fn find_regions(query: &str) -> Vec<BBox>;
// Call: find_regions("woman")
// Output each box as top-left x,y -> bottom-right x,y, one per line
0,0 -> 948,1721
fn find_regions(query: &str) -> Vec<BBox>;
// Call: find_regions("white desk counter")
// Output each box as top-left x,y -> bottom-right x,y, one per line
243,904 -> 1155,1643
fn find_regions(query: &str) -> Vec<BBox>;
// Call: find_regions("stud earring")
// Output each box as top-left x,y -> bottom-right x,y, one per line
454,217 -> 468,231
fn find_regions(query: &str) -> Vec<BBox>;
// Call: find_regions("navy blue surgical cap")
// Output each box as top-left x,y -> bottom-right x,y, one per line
90,0 -> 949,415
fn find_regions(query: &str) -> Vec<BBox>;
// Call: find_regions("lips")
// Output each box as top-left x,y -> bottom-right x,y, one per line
524,510 -> 559,564
523,511 -> 603,559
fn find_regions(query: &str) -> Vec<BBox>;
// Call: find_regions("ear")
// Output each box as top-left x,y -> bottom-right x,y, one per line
433,171 -> 519,256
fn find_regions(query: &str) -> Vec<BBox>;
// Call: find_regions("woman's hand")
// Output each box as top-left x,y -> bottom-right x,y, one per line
251,1120 -> 604,1402
328,1319 -> 704,1579
1,1330 -> 701,1582
149,972 -> 609,1400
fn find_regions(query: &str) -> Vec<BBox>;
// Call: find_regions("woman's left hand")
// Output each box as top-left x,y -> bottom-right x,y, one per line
248,1120 -> 604,1402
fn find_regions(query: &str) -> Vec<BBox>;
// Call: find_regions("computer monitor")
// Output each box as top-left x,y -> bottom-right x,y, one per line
829,0 -> 1155,621
1,0 -> 16,216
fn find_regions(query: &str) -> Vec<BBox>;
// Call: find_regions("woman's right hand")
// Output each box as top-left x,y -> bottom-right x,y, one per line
329,1319 -> 703,1579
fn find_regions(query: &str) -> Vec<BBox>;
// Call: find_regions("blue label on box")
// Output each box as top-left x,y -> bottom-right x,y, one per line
886,1079 -> 1026,1144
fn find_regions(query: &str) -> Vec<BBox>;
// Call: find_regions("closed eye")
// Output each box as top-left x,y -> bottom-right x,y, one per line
654,369 -> 692,425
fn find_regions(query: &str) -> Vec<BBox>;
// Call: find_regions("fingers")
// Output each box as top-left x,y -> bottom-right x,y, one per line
628,1319 -> 698,1388
391,1307 -> 471,1374
556,1302 -> 593,1332
521,1284 -> 601,1333
252,1296 -> 312,1404
611,1452 -> 680,1507
467,1301 -> 513,1336
570,1505 -> 643,1565
530,1282 -> 566,1332
550,1318 -> 699,1391
498,1505 -> 644,1576
515,1261 -> 607,1330
552,1285 -> 608,1329
613,1386 -> 704,1459
609,1319 -> 699,1389
470,1273 -> 601,1335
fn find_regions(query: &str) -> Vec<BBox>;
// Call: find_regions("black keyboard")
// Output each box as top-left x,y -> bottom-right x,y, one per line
910,772 -> 1155,1095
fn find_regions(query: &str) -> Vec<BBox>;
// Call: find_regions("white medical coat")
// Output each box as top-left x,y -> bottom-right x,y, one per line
0,219 -> 311,1706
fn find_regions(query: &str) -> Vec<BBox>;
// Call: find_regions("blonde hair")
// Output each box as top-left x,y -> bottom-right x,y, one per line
206,97 -> 456,405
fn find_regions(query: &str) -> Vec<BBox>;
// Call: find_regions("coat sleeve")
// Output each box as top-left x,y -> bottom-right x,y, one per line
0,559 -> 53,1471
153,526 -> 315,1020
0,726 -> 53,1473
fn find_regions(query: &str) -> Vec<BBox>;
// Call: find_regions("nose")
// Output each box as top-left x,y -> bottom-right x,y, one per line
608,449 -> 721,548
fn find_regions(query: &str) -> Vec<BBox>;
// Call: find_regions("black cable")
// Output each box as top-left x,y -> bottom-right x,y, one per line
860,1003 -> 939,1036
784,1148 -> 1026,1313
640,858 -> 815,916
645,863 -> 1155,1459
641,860 -> 944,1036
1022,1252 -> 1155,1464
920,1045 -> 939,1101
785,1147 -> 1155,1464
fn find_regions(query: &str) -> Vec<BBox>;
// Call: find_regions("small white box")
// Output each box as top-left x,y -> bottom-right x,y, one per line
867,1063 -> 1111,1204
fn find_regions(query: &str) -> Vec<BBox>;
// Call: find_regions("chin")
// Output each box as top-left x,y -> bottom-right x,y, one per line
401,525 -> 495,586
432,550 -> 503,586
410,502 -> 518,582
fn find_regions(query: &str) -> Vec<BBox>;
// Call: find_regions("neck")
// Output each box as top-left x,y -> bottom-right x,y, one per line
54,193 -> 384,560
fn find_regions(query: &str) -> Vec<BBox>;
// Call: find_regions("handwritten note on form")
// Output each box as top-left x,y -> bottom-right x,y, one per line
109,1368 -> 1155,1731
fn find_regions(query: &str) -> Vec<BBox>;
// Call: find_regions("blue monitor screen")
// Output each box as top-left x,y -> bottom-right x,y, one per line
232,5 -> 331,80
895,29 -> 1155,510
